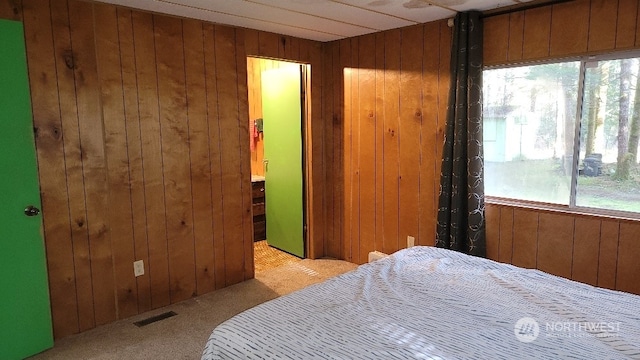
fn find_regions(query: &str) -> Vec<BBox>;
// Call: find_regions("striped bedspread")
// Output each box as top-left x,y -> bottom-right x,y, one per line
202,246 -> 640,359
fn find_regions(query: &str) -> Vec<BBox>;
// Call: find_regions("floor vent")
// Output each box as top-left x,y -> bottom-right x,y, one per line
133,311 -> 177,327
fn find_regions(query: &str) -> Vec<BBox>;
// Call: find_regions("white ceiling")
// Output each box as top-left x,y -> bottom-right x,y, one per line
96,0 -> 538,42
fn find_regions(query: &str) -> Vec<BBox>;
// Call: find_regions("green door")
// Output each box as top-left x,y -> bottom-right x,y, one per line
261,64 -> 304,258
0,20 -> 54,359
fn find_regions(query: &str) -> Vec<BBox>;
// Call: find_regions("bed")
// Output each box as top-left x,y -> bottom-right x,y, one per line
202,246 -> 640,359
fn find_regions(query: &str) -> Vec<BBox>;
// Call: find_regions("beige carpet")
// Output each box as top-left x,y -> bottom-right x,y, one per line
28,259 -> 357,360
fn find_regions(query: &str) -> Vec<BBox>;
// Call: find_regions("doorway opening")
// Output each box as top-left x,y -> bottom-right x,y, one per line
247,57 -> 311,274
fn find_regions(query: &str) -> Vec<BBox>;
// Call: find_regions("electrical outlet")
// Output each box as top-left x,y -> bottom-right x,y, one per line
134,260 -> 144,277
407,235 -> 415,248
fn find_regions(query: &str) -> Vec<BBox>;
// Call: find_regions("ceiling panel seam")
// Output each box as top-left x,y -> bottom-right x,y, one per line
155,0 -> 352,38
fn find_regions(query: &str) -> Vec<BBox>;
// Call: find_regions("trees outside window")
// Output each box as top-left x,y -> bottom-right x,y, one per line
484,53 -> 640,215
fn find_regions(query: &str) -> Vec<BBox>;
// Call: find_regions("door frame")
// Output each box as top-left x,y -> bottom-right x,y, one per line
245,57 -> 314,264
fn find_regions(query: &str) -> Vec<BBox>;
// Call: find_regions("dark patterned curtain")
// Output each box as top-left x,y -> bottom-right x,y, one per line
435,11 -> 486,257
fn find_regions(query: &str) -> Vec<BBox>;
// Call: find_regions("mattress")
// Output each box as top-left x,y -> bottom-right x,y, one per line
202,246 -> 640,359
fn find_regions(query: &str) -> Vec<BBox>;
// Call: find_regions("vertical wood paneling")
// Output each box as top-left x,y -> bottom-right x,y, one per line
15,0 -> 640,340
316,0 -> 640,297
331,41 -> 344,259
483,15 -> 509,65
258,31 -> 278,59
511,208 -> 538,269
349,37 -> 360,263
507,12 -> 524,61
498,207 -> 514,263
48,0 -> 96,332
374,32 -> 385,251
522,6 -> 552,60
183,19 -> 215,294
299,39 -> 311,63
572,217 -> 601,286
636,1 -> 640,47
486,0 -> 640,63
215,25 -> 246,286
549,0 -> 589,57
341,38 -> 353,261
483,206 -> 640,296
16,0 -> 327,339
357,35 -> 375,264
116,8 -> 152,313
309,43 -> 325,259
23,0 -> 79,338
288,36 -> 300,60
616,0 -> 638,48
322,43 -> 336,257
131,10 -> 171,309
202,23 -> 226,290
436,22 -> 451,200
598,220 -> 619,290
537,213 -> 574,278
485,204 -> 500,261
68,0 -> 116,326
155,15 -> 197,302
234,29 -> 253,280
244,28 -> 259,55
479,0 -> 640,297
326,21 -> 450,261
94,3 -> 138,319
398,26 -> 422,249
616,222 -> 640,295
0,0 -> 21,20
419,22 -> 439,247
278,35 -> 286,58
588,0 -> 619,52
382,29 -> 401,256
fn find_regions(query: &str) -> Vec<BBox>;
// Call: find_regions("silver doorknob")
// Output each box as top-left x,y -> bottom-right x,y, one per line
24,205 -> 40,217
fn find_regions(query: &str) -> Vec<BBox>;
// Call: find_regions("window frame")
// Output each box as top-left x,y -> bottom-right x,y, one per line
483,50 -> 640,221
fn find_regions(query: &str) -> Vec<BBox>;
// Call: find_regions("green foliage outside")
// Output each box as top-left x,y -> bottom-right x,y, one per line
484,57 -> 640,214
486,159 -> 640,213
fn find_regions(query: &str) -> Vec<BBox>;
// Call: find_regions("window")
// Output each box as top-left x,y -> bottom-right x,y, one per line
483,54 -> 640,215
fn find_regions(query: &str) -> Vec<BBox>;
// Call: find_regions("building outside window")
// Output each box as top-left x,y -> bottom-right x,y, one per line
484,53 -> 640,216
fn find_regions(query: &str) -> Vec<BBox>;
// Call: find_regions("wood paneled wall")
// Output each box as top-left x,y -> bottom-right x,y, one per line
321,21 -> 452,263
484,0 -> 640,66
1,0 -> 324,339
323,0 -> 640,297
483,0 -> 640,297
5,0 -> 640,341
486,204 -> 640,296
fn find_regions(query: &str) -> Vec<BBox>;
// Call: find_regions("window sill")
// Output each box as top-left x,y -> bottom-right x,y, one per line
485,196 -> 640,223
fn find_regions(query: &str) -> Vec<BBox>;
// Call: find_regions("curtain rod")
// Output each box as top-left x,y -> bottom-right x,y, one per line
481,0 -> 574,18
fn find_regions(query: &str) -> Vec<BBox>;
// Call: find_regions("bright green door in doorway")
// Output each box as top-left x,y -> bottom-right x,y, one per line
0,20 -> 54,359
261,63 -> 304,258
